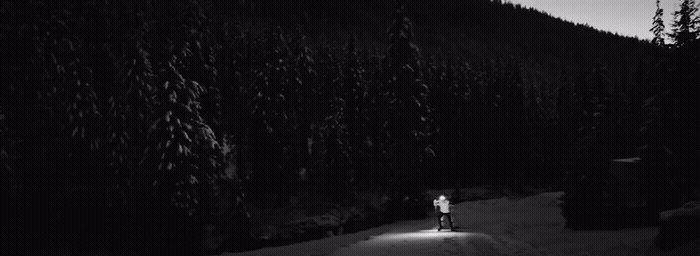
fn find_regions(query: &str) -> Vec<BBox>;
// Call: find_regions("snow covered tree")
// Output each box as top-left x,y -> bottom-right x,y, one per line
343,37 -> 369,185
318,41 -> 343,116
178,0 -> 223,135
319,103 -> 353,205
135,58 -> 241,255
245,28 -> 296,207
344,37 -> 364,140
25,6 -> 92,248
105,11 -> 155,250
291,37 -> 317,180
384,0 -> 430,220
135,61 -> 203,254
63,64 -> 106,254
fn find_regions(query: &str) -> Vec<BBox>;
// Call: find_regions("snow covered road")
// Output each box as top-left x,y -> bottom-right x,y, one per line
224,192 -> 667,256
330,228 -> 519,256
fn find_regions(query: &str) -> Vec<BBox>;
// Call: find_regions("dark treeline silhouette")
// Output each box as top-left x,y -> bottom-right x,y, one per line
561,0 -> 699,230
221,0 -> 660,86
0,0 -> 697,255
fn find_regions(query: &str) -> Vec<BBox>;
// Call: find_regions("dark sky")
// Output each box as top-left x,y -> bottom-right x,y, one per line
507,0 -> 680,40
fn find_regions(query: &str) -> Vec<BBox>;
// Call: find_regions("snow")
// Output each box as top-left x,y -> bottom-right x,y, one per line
222,219 -> 432,256
611,157 -> 641,164
222,191 -> 689,256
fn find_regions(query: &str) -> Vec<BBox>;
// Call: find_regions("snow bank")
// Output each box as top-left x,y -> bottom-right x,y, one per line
222,219 -> 429,256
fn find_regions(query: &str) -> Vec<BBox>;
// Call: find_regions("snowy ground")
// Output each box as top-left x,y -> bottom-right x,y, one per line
223,191 -> 694,256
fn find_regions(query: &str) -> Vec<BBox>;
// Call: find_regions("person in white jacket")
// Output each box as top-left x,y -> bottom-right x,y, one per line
433,195 -> 455,231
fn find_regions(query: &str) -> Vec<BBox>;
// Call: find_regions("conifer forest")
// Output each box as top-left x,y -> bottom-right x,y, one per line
0,1 -> 698,255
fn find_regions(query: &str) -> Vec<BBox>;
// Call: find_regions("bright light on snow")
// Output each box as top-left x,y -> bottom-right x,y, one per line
378,230 -> 474,240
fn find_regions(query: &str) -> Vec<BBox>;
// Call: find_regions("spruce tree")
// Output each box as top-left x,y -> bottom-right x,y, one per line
319,99 -> 353,205
384,0 -> 429,220
106,12 -> 154,250
284,33 -> 316,180
556,69 -> 574,179
0,105 -> 16,248
64,64 -> 106,253
560,65 -> 627,229
502,66 -> 528,187
179,0 -> 223,135
343,37 -> 365,178
246,28 -> 295,207
669,0 -> 699,47
664,0 -> 700,207
136,57 -> 239,255
651,0 -> 666,47
25,6 -> 83,248
136,61 -> 201,255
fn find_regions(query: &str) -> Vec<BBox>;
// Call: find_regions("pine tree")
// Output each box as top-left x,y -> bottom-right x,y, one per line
669,0 -> 700,150
284,31 -> 316,181
341,38 -> 368,187
362,50 -> 391,189
669,0 -> 699,47
384,0 -> 429,220
502,66 -> 528,186
560,65 -> 626,230
555,72 -> 573,187
136,59 -> 228,255
319,100 -> 353,205
106,11 -> 155,250
246,28 -> 295,207
179,0 -> 223,135
1,3 -> 55,250
215,22 -> 249,156
27,6 -> 84,248
0,105 -> 17,246
651,0 -> 666,47
63,64 -> 106,254
343,37 -> 365,166
664,0 -> 700,208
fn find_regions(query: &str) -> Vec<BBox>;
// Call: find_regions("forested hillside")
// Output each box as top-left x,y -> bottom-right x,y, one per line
218,0 -> 660,85
0,0 -> 696,255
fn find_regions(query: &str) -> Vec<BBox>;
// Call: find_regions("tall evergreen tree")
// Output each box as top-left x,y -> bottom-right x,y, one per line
343,38 -> 363,153
555,72 -> 573,188
64,64 -> 106,253
289,39 -> 317,180
502,66 -> 528,186
319,99 -> 353,205
106,11 -> 155,250
651,0 -> 667,47
384,0 -> 430,220
136,58 -> 235,255
179,0 -> 223,135
245,28 -> 296,207
26,6 -> 82,249
0,104 -> 19,250
669,0 -> 699,47
342,37 -> 368,186
664,0 -> 700,207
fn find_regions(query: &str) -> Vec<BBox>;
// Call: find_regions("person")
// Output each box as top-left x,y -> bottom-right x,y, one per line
433,195 -> 455,231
